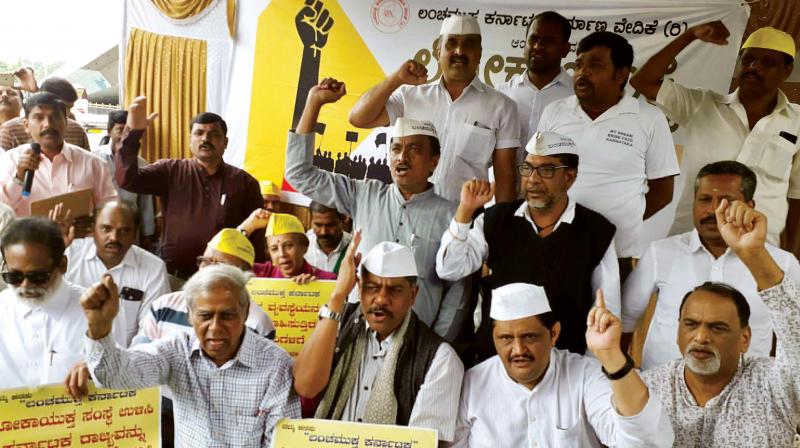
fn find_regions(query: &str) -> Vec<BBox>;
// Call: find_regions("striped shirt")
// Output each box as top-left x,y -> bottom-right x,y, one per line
85,329 -> 301,447
135,291 -> 276,343
0,116 -> 90,150
341,326 -> 463,442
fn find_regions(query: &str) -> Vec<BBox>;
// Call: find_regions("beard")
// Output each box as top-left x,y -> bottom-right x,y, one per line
11,275 -> 61,307
683,342 -> 722,375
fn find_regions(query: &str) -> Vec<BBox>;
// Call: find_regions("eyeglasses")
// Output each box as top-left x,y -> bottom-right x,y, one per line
517,163 -> 570,179
1,269 -> 55,286
196,256 -> 222,268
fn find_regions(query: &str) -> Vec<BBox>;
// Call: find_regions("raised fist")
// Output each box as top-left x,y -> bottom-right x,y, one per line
392,60 -> 429,86
296,0 -> 334,57
308,78 -> 347,105
690,20 -> 730,45
81,274 -> 120,340
459,179 -> 494,212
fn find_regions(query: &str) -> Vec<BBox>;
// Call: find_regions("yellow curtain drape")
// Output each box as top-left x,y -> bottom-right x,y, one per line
150,0 -> 214,20
125,28 -> 207,162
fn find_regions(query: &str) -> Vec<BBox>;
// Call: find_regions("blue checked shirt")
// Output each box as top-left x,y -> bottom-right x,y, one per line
84,327 -> 300,447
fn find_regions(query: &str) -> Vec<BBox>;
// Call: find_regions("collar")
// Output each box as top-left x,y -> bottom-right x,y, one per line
366,325 -> 396,355
16,277 -> 72,319
723,88 -> 790,113
568,94 -> 639,118
193,159 -> 227,177
687,229 -> 733,258
84,239 -> 139,269
190,326 -> 257,368
436,73 -> 485,94
390,183 -> 438,204
516,68 -> 572,90
514,199 -> 575,233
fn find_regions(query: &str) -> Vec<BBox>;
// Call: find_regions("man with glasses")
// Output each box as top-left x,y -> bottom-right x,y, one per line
437,131 -> 619,359
623,161 -> 800,370
0,217 -> 126,389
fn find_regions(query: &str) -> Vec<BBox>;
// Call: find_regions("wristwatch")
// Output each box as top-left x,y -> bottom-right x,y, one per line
601,353 -> 635,380
318,304 -> 342,322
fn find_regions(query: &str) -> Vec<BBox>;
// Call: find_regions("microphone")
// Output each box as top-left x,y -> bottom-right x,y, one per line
22,142 -> 41,197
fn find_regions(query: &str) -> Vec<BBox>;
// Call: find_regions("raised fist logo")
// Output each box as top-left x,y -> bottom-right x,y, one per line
296,0 -> 334,58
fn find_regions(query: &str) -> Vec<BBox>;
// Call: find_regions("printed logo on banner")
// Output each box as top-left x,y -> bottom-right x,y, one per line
371,0 -> 410,34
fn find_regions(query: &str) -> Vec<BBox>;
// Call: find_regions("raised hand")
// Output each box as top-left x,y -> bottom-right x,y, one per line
714,199 -> 767,254
391,60 -> 429,86
81,274 -> 120,340
13,67 -> 37,92
690,20 -> 730,45
296,0 -> 334,57
47,202 -> 75,247
15,146 -> 42,182
586,289 -> 623,360
126,96 -> 158,131
308,78 -> 347,105
333,229 -> 362,299
460,179 -> 495,212
239,208 -> 272,236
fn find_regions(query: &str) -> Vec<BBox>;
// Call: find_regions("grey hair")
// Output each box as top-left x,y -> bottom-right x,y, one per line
183,264 -> 252,311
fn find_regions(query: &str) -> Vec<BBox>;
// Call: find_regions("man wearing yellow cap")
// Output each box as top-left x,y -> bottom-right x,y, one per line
238,211 -> 336,282
448,283 -> 672,447
295,235 -> 463,443
349,15 -> 521,204
631,23 -> 800,258
260,180 -> 285,213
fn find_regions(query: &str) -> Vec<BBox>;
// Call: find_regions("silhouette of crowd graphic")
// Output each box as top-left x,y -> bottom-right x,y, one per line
311,130 -> 393,183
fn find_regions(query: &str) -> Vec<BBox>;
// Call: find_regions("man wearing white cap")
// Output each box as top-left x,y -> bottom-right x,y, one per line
348,14 -> 521,204
537,31 -> 679,281
294,233 -> 463,442
285,78 -> 470,341
447,283 -> 673,447
632,23 -> 800,259
438,131 -> 619,359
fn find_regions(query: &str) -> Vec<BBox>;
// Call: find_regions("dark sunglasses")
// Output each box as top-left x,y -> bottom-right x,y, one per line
1,269 -> 54,286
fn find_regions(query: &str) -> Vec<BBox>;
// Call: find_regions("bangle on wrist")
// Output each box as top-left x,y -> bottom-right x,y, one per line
602,353 -> 635,380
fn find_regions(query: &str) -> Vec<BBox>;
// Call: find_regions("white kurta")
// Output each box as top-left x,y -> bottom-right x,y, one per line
0,279 -> 127,389
447,351 -> 673,448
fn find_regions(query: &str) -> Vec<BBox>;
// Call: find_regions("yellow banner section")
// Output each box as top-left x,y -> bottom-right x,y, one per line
0,383 -> 160,448
271,418 -> 437,448
248,278 -> 336,356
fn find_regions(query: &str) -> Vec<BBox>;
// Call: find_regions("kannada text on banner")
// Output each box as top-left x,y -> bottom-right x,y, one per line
0,383 -> 160,448
271,418 -> 437,448
248,278 -> 337,356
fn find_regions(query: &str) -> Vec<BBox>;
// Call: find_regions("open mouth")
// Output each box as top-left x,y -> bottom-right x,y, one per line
394,165 -> 410,175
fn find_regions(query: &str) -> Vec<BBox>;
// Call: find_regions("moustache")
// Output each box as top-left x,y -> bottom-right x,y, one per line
700,216 -> 717,226
450,56 -> 469,65
367,306 -> 394,318
741,71 -> 764,83
199,142 -> 215,150
510,354 -> 534,363
105,242 -> 122,249
39,129 -> 59,138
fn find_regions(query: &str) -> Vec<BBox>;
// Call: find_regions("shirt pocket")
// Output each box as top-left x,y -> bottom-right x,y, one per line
452,122 -> 496,169
554,420 -> 588,447
742,138 -> 795,183
232,414 -> 265,446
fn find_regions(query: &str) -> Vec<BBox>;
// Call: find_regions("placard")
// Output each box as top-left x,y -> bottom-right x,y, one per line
271,418 -> 437,448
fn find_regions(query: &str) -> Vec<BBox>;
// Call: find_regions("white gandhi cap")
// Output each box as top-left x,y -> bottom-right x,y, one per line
525,131 -> 579,157
391,118 -> 439,140
440,15 -> 481,36
361,241 -> 418,277
490,283 -> 552,321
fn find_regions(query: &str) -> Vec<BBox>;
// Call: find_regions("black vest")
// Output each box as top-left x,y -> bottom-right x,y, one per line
324,304 -> 443,425
483,200 -> 615,354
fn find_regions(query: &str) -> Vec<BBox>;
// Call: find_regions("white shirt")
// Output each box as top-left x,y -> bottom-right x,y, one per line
0,278 -> 127,389
65,237 -> 170,346
304,229 -> 352,274
496,68 -> 574,163
386,75 -> 521,202
446,352 -> 674,448
622,229 -> 800,370
655,79 -> 800,245
341,327 -> 464,441
538,95 -> 680,257
437,200 -> 621,318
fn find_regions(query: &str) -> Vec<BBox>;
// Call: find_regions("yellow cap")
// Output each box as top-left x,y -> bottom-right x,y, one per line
260,180 -> 281,197
741,27 -> 796,59
266,213 -> 305,237
207,228 -> 255,267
